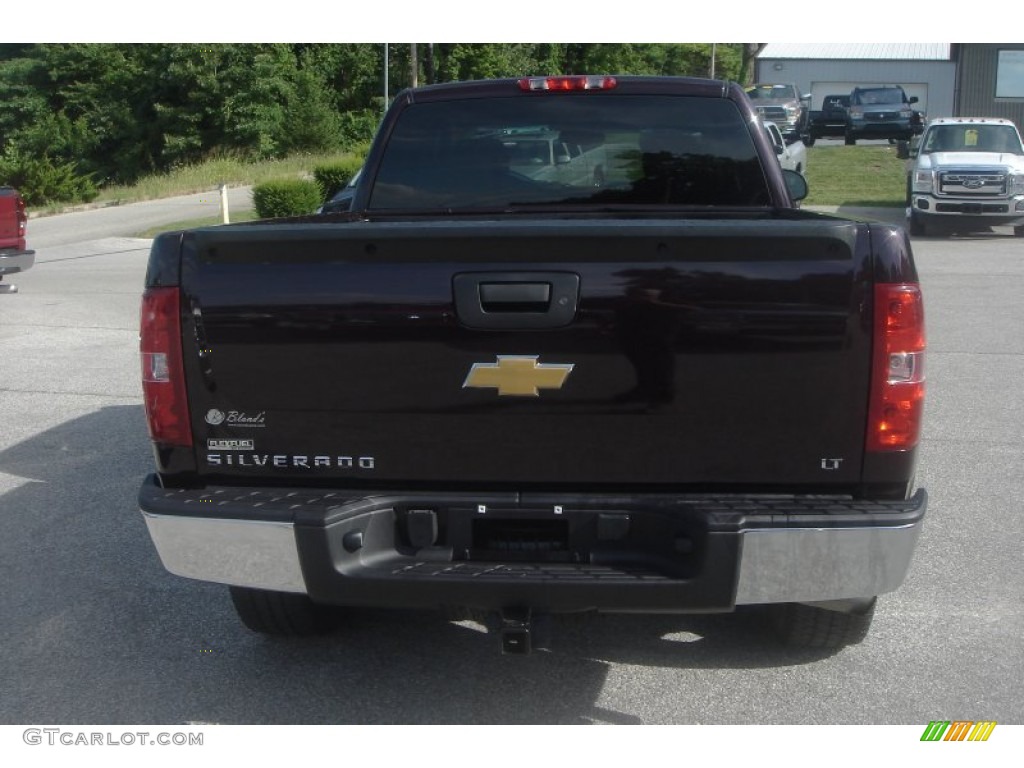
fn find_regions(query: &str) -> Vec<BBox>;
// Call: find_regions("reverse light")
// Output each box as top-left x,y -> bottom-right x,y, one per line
517,76 -> 617,92
867,284 -> 926,452
140,287 -> 193,446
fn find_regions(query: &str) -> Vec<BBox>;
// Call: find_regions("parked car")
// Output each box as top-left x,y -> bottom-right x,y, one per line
845,85 -> 918,145
745,83 -> 811,141
806,94 -> 849,146
906,116 -> 1024,237
0,186 -> 35,293
763,120 -> 807,175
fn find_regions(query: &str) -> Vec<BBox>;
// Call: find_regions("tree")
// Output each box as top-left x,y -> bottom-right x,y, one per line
740,43 -> 766,85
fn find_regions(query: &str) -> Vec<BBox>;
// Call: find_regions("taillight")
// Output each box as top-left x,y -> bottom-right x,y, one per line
140,287 -> 192,446
517,76 -> 617,92
867,283 -> 925,452
16,195 -> 27,237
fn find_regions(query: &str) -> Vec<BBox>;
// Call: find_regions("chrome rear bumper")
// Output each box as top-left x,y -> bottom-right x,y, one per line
141,481 -> 926,610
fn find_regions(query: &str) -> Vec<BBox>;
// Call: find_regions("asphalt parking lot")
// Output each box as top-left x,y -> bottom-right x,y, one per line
1,203 -> 1022,727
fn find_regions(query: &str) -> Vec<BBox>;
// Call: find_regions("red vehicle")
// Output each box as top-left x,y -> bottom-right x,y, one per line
0,186 -> 35,292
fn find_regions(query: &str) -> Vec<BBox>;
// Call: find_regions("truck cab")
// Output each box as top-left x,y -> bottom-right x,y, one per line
845,85 -> 918,145
745,83 -> 810,141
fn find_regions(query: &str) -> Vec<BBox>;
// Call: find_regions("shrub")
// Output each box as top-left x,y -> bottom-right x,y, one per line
312,156 -> 364,201
252,178 -> 322,218
338,110 -> 380,150
0,154 -> 98,207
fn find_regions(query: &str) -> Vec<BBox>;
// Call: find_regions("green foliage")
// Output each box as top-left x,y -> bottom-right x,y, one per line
277,68 -> 344,155
312,157 -> 364,200
0,42 -> 752,206
252,178 -> 323,218
0,143 -> 97,205
338,109 -> 380,150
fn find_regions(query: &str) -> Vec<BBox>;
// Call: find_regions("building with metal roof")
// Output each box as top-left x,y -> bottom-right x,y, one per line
756,44 -> 956,117
759,44 -> 952,61
756,44 -> 1024,130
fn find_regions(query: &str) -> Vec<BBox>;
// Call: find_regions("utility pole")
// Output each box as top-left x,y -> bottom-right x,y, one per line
425,43 -> 435,84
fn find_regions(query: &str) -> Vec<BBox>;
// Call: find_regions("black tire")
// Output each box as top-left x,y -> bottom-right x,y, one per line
909,210 -> 927,237
1014,225 -> 1024,238
805,134 -> 816,147
770,598 -> 877,649
229,586 -> 345,636
844,132 -> 856,146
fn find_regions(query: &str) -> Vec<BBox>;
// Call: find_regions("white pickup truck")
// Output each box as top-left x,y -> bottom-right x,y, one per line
764,121 -> 807,175
906,117 -> 1024,237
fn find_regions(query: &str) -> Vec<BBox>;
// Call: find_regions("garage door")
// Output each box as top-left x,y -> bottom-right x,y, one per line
810,82 -> 929,112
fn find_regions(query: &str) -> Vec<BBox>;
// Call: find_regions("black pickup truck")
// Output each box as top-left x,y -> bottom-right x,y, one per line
806,94 -> 850,146
139,76 -> 927,654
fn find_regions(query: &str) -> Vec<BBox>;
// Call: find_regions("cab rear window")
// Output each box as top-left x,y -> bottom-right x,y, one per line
368,95 -> 771,210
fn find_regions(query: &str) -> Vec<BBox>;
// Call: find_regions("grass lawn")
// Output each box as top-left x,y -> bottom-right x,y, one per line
135,210 -> 261,239
92,150 -> 364,207
803,144 -> 908,207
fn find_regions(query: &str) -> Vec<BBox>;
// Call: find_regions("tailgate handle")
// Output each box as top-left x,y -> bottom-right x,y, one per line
479,282 -> 551,312
454,272 -> 579,330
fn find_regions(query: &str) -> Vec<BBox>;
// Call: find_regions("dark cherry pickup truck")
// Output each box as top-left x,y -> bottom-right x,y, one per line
138,76 -> 927,653
0,186 -> 34,293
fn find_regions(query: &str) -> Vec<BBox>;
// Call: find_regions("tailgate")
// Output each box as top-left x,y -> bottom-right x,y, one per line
179,218 -> 872,489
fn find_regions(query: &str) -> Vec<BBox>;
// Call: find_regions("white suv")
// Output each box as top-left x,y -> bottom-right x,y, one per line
906,117 -> 1024,237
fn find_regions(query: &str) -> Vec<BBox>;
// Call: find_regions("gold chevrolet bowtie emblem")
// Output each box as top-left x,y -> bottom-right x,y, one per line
463,356 -> 574,397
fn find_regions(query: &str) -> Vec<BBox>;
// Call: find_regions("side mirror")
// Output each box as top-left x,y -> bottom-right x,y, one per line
774,143 -> 785,156
782,169 -> 807,201
910,96 -> 919,104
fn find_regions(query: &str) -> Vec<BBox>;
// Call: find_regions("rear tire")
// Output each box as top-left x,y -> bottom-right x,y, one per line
844,132 -> 856,146
770,598 -> 877,649
1014,225 -> 1024,237
229,586 -> 345,636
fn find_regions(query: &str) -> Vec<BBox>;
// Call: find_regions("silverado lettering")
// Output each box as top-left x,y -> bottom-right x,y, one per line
139,75 -> 928,654
205,455 -> 376,469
